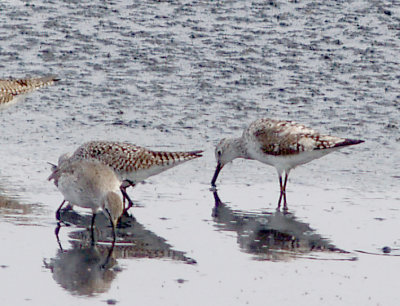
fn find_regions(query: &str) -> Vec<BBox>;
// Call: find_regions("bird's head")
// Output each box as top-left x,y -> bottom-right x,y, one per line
211,138 -> 242,187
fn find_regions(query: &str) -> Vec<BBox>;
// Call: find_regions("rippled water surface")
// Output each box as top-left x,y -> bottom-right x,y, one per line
1,0 -> 400,305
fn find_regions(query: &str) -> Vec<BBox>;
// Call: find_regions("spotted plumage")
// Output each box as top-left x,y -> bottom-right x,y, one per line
59,141 -> 203,212
0,76 -> 59,104
211,118 -> 364,209
248,119 -> 359,156
69,141 -> 203,182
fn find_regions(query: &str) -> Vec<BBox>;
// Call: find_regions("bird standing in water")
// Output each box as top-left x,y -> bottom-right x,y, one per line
211,118 -> 364,209
63,141 -> 203,212
49,159 -> 124,243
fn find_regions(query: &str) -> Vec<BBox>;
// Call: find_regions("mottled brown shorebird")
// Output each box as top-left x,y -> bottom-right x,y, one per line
211,118 -> 364,209
48,159 -> 124,243
58,141 -> 203,212
0,76 -> 59,104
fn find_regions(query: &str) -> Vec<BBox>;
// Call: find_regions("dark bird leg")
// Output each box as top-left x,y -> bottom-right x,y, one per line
120,181 -> 135,212
55,200 -> 66,221
90,213 -> 97,245
120,182 -> 135,216
277,175 -> 284,210
282,172 -> 289,211
105,208 -> 116,244
121,185 -> 128,207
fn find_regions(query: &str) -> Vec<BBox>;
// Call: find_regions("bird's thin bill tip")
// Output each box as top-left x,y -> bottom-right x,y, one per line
186,258 -> 197,265
210,177 -> 218,188
209,185 -> 218,192
210,163 -> 223,187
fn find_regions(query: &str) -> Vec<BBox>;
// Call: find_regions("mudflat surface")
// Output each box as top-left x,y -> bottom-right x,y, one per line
0,0 -> 400,305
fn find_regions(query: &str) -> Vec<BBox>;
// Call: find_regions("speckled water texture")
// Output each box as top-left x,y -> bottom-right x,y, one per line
1,0 -> 400,305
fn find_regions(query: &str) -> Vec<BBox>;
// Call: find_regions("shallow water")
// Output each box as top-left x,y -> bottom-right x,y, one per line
1,0 -> 400,305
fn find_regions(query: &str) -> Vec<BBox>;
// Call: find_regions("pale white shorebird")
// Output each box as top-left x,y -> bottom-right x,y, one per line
48,159 -> 125,242
0,76 -> 59,105
59,141 -> 203,212
211,118 -> 364,209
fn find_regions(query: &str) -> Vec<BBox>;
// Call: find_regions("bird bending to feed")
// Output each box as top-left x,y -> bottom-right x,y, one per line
48,159 -> 124,243
60,141 -> 203,212
0,76 -> 59,104
211,118 -> 364,209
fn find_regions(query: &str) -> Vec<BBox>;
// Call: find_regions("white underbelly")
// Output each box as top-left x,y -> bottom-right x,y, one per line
118,163 -> 178,184
249,147 -> 340,173
58,177 -> 101,211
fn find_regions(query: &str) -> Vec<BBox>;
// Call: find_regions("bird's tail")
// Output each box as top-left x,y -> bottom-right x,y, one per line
0,76 -> 60,95
152,150 -> 203,165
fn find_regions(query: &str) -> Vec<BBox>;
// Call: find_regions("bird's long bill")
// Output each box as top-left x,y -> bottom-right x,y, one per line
211,162 -> 223,187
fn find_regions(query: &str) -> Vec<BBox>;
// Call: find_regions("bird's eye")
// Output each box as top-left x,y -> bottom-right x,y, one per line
217,150 -> 222,157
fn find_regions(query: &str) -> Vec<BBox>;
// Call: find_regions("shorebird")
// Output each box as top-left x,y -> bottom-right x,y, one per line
60,141 -> 203,211
0,76 -> 59,105
211,118 -> 364,209
48,159 -> 125,242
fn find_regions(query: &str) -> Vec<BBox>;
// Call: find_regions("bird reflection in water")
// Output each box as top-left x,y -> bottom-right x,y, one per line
44,209 -> 196,296
43,240 -> 116,296
212,191 -> 356,261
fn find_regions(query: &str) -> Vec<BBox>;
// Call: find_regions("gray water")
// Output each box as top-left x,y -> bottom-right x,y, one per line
1,0 -> 400,305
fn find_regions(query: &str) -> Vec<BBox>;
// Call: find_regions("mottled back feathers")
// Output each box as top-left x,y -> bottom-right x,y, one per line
70,141 -> 203,173
0,76 -> 59,104
246,118 -> 363,156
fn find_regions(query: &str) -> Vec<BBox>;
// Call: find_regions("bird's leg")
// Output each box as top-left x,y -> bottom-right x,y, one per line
277,175 -> 284,210
120,186 -> 134,209
90,213 -> 97,245
121,186 -> 127,207
282,172 -> 289,211
121,181 -> 135,205
55,200 -> 66,221
105,208 -> 116,244
120,183 -> 135,216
